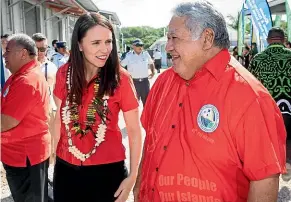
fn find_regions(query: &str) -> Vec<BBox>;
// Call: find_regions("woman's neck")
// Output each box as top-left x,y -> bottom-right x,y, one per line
85,62 -> 99,82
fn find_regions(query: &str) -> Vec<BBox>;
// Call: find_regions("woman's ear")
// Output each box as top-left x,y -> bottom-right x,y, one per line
78,42 -> 83,52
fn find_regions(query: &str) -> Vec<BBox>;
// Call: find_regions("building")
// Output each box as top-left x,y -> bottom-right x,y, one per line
268,0 -> 286,14
0,0 -> 121,50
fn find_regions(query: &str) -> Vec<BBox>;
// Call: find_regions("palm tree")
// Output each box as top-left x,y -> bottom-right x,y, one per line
227,12 -> 240,30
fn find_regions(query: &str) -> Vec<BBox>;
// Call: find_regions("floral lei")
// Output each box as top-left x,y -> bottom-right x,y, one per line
62,67 -> 109,161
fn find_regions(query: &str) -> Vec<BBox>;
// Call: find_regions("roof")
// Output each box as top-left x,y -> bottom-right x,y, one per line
98,10 -> 121,25
268,0 -> 285,7
44,0 -> 98,16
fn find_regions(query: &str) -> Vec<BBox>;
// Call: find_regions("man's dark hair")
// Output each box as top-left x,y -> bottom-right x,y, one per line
126,46 -> 130,52
267,27 -> 285,40
31,33 -> 47,42
1,34 -> 9,39
52,39 -> 58,46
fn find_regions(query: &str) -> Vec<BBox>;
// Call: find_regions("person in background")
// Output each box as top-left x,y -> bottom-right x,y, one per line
120,46 -> 131,70
250,42 -> 258,60
248,27 -> 291,182
1,33 -> 50,202
286,41 -> 291,49
32,33 -> 58,163
243,45 -> 250,68
51,41 -> 69,68
121,39 -> 155,106
153,48 -> 162,73
52,13 -> 142,202
232,46 -> 239,60
1,34 -> 11,84
133,1 -> 286,201
47,39 -> 58,60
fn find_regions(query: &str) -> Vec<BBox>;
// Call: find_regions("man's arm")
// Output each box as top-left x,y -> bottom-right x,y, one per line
149,63 -> 155,76
248,174 -> 279,202
1,114 -> 20,132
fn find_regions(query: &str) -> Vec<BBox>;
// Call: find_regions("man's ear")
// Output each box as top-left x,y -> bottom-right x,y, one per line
202,28 -> 215,50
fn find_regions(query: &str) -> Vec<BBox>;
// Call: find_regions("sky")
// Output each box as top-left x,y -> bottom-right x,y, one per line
95,0 -> 244,28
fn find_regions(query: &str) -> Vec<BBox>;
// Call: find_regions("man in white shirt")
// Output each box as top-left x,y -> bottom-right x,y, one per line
51,41 -> 69,69
32,33 -> 57,162
121,39 -> 155,106
153,48 -> 162,73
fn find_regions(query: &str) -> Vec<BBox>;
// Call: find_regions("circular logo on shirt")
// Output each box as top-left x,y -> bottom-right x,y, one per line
197,104 -> 219,133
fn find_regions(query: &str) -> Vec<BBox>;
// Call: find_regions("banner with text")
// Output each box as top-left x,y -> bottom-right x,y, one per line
245,0 -> 273,50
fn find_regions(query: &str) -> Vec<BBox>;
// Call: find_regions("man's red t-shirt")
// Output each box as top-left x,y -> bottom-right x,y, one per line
53,64 -> 139,166
140,50 -> 287,202
1,60 -> 51,167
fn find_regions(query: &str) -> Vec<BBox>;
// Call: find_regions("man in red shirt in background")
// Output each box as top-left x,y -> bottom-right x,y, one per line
1,33 -> 50,202
133,1 -> 287,202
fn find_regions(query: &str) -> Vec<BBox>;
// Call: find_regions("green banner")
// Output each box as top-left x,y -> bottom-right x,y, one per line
274,15 -> 282,27
287,0 -> 291,41
238,9 -> 244,56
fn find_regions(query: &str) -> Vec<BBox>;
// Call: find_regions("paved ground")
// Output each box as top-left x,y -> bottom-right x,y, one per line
1,70 -> 291,201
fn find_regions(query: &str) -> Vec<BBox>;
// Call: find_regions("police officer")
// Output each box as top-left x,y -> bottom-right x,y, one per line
121,39 -> 155,106
51,41 -> 69,68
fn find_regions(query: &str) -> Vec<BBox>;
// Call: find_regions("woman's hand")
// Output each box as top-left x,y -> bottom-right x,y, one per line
114,175 -> 136,202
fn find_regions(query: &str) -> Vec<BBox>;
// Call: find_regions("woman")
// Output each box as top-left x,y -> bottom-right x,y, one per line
52,13 -> 142,202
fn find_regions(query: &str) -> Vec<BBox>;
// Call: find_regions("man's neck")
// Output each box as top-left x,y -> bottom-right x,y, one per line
38,58 -> 47,64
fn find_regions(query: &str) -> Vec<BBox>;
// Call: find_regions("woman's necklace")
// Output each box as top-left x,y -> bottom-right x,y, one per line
62,67 -> 109,161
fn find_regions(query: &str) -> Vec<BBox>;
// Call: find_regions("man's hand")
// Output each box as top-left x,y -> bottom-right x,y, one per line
148,73 -> 154,79
1,114 -> 20,132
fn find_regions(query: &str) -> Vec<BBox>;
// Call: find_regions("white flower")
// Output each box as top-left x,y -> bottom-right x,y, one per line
64,69 -> 109,162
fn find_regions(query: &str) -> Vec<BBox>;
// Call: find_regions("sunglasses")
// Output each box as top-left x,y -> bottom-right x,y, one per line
37,47 -> 47,52
135,44 -> 143,47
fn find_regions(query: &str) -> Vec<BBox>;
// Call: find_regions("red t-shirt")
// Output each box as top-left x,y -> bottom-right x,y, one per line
1,60 -> 50,167
140,50 -> 287,202
53,64 -> 139,166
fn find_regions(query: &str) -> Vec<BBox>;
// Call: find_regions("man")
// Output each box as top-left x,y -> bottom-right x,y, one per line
32,33 -> 57,162
47,39 -> 58,60
1,34 -> 11,86
153,48 -> 162,73
133,1 -> 286,202
248,27 -> 291,181
51,41 -> 69,68
120,46 -> 131,70
1,33 -> 50,202
1,34 -> 9,52
121,39 -> 155,106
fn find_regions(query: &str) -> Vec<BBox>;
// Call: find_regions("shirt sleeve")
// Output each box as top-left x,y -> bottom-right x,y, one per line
53,65 -> 67,100
235,96 -> 287,181
119,71 -> 139,112
120,55 -> 129,67
2,78 -> 39,122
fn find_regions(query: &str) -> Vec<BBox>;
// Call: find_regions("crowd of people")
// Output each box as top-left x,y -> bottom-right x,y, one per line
0,0 -> 290,202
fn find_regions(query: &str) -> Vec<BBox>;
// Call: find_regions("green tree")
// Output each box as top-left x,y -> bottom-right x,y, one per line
120,26 -> 165,50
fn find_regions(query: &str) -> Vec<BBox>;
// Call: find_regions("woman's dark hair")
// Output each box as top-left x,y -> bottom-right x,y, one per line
69,12 -> 120,104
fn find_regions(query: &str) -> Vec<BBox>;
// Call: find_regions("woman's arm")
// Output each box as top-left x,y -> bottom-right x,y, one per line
123,108 -> 143,179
